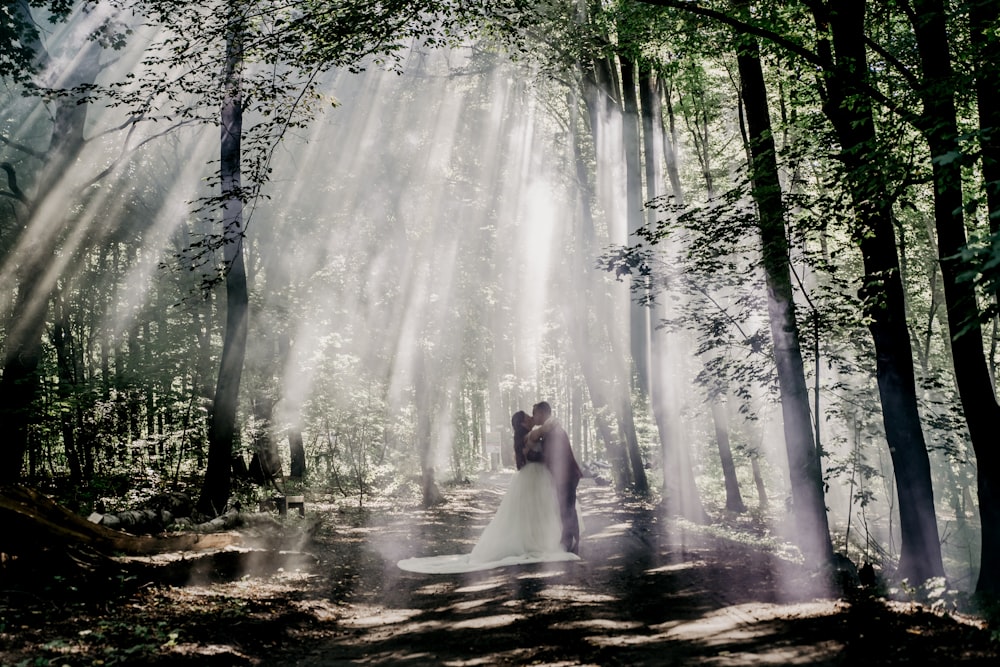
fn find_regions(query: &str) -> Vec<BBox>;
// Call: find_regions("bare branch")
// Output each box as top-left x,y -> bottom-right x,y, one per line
864,36 -> 920,90
0,134 -> 45,162
83,117 -> 207,188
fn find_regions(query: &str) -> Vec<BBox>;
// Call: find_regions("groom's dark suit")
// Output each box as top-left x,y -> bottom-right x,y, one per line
527,422 -> 582,553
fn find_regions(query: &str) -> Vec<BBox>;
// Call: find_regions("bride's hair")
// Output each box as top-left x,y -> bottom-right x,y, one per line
511,410 -> 529,445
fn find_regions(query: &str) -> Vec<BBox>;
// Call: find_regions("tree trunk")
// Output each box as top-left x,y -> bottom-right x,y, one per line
620,54 -> 651,397
970,0 -> 1000,247
736,29 -> 833,566
277,333 -> 306,479
577,58 -> 636,489
248,396 -> 281,485
619,392 -> 648,494
750,449 -> 768,510
1,485 -> 240,558
712,399 -> 746,512
197,14 -> 249,517
658,77 -> 685,203
969,0 -> 1000,595
52,301 -> 83,484
568,320 -> 629,490
288,430 -> 306,479
415,347 -> 444,507
642,66 -> 705,520
909,0 -> 1000,596
813,0 -> 945,586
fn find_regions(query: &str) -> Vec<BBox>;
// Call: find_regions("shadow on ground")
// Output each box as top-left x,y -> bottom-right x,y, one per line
1,475 -> 996,665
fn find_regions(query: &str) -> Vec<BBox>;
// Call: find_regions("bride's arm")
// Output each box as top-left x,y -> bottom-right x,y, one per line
524,419 -> 560,462
526,418 -> 560,444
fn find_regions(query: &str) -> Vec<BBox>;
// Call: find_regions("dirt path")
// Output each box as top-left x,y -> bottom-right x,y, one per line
1,473 -> 996,665
284,473 -> 995,666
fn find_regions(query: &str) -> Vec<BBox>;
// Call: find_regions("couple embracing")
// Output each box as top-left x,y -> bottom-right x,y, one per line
397,401 -> 584,574
513,401 -> 582,554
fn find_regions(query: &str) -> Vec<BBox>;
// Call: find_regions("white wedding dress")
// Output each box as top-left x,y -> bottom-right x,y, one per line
397,462 -> 581,574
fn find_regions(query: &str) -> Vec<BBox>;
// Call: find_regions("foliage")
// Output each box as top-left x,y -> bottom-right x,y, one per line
0,1 -> 76,82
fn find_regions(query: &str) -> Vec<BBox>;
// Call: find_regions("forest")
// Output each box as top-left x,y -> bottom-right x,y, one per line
1,0 -> 999,664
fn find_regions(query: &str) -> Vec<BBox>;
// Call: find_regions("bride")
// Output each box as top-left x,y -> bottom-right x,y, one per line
397,410 -> 581,574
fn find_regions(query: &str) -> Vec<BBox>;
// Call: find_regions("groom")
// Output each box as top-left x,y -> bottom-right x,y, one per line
526,401 -> 582,554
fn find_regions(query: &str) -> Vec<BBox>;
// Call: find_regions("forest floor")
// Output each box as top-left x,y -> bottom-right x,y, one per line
1,472 -> 998,666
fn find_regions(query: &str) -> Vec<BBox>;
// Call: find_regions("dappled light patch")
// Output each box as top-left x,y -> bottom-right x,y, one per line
2,480 -> 996,665
413,581 -> 459,595
540,585 -> 617,604
449,597 -> 500,611
291,598 -> 340,621
551,618 -> 646,631
166,642 -> 255,664
646,561 -> 699,574
454,580 -> 507,594
514,568 -> 573,581
337,605 -> 426,628
587,521 -> 632,539
452,611 -> 525,629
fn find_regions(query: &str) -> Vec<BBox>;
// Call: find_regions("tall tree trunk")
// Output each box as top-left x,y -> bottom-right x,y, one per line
970,0 -> 1000,247
750,449 -> 768,509
247,395 -> 281,485
620,54 -> 651,398
415,347 -> 444,507
618,391 -> 648,493
712,399 -> 746,512
969,1 -> 1000,594
277,334 -> 307,479
52,297 -> 82,484
969,0 -> 1000,385
642,66 -> 704,520
909,0 -> 1000,596
578,58 -> 636,489
197,12 -> 249,516
587,46 -> 644,489
813,0 -> 945,586
736,29 -> 834,566
658,77 -> 685,203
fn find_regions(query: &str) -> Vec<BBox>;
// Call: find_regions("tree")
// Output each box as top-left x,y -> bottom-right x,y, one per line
734,20 -> 833,568
712,398 -> 747,512
906,0 -> 1000,597
809,0 -> 945,587
636,0 -> 978,590
197,3 -> 249,516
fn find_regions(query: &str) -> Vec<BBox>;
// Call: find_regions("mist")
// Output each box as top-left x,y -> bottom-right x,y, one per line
0,3 -> 983,595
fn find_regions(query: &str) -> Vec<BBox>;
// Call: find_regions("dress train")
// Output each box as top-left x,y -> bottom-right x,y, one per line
397,463 -> 581,574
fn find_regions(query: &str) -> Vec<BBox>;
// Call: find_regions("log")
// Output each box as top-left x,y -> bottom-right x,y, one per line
91,508 -> 172,533
0,486 -> 326,595
0,485 -> 241,560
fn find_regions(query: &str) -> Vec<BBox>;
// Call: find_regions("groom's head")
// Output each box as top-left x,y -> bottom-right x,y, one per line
532,401 -> 552,423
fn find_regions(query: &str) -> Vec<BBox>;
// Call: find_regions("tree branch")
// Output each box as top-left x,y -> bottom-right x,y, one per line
864,37 -> 920,89
83,117 -> 207,188
0,134 -> 45,162
0,162 -> 28,205
637,0 -> 828,69
636,0 -> 913,124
